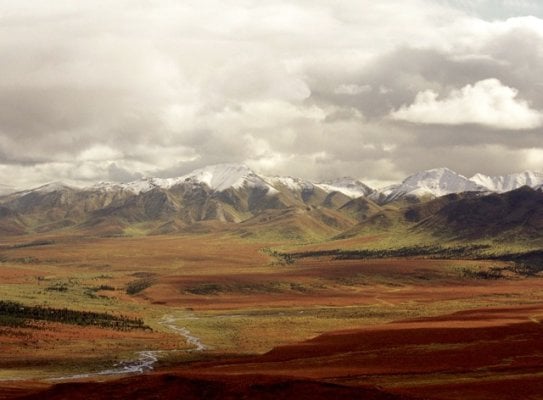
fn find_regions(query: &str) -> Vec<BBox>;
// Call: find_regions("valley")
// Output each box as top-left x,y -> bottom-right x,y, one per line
1,165 -> 543,399
1,229 -> 543,399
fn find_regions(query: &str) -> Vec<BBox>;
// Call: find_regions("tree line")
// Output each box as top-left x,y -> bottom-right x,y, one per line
282,244 -> 492,261
0,300 -> 150,331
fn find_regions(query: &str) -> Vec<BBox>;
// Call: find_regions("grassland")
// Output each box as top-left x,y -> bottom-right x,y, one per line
1,230 -> 543,398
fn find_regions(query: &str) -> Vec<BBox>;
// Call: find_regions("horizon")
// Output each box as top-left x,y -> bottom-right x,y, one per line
3,163 -> 543,194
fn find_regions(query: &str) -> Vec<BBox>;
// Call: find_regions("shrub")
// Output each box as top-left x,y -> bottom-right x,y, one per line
126,278 -> 155,295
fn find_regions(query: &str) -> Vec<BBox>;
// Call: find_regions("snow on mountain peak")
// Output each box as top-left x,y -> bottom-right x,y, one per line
315,177 -> 373,198
121,177 -> 163,194
370,167 -> 485,203
91,164 -> 274,194
470,171 -> 543,193
5,182 -> 77,199
403,167 -> 458,184
401,168 -> 482,196
176,163 -> 271,192
265,176 -> 315,192
12,165 -> 543,203
32,182 -> 74,193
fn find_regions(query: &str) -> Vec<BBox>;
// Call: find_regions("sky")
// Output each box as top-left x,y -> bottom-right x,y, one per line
1,0 -> 543,190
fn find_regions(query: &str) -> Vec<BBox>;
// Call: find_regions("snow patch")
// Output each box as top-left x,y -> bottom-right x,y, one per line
99,163 -> 277,194
175,163 -> 270,192
370,168 -> 485,203
266,176 -> 315,192
470,171 -> 543,193
315,177 -> 373,198
12,182 -> 75,197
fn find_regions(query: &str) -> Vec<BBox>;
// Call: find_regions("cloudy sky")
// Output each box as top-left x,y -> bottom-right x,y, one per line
1,0 -> 543,189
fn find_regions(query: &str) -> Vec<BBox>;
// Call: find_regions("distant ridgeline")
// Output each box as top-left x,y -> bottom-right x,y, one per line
0,164 -> 541,240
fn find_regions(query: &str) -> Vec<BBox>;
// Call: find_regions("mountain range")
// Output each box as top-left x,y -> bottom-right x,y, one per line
368,168 -> 543,204
1,164 -> 542,240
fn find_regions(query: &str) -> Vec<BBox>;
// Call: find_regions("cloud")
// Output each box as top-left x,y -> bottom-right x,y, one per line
390,78 -> 543,129
107,163 -> 143,183
0,1 -> 543,189
334,84 -> 372,95
443,0 -> 543,20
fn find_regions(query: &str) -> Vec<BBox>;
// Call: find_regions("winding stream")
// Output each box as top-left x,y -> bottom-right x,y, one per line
49,313 -> 206,381
159,314 -> 207,351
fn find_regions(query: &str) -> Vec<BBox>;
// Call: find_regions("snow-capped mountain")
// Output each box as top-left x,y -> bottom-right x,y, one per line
77,164 -> 278,195
368,168 -> 543,204
369,168 -> 485,204
315,178 -> 373,198
167,166 -> 373,199
1,163 -> 543,237
3,164 -> 543,213
90,164 -> 372,199
0,164 -> 378,236
470,171 -> 543,193
176,163 -> 275,192
16,182 -> 75,196
265,176 -> 315,192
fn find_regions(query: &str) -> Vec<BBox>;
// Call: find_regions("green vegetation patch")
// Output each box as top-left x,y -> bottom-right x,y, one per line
45,283 -> 69,292
0,300 -> 150,330
126,278 -> 155,295
0,314 -> 28,328
185,281 -> 311,295
457,266 -> 505,280
491,249 -> 543,275
262,248 -> 295,265
0,239 -> 55,250
93,284 -> 115,291
285,244 -> 493,261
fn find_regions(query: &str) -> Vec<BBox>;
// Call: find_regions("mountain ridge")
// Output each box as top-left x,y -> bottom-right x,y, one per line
6,164 -> 543,200
368,167 -> 487,204
1,164 -> 542,238
470,171 -> 543,193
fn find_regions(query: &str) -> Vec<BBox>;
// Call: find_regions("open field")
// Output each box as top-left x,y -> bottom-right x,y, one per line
1,232 -> 543,398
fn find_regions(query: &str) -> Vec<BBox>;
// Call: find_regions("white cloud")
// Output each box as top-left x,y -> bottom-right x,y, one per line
390,78 -> 543,129
78,145 -> 122,162
334,84 -> 372,95
524,147 -> 543,170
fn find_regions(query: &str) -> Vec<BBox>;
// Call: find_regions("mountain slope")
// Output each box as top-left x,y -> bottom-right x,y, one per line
1,165 -> 543,241
341,188 -> 543,243
0,206 -> 26,235
236,206 -> 357,241
339,197 -> 383,222
414,186 -> 543,239
370,168 -> 485,204
0,164 -> 371,238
